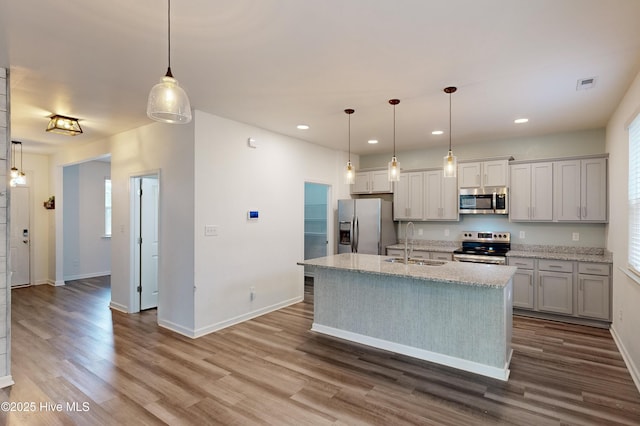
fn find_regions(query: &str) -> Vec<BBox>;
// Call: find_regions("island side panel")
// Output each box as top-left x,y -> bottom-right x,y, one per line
313,268 -> 511,370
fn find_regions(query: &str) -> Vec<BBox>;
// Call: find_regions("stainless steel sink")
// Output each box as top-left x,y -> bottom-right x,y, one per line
384,257 -> 446,266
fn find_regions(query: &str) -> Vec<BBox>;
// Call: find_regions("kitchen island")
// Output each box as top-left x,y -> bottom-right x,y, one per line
299,253 -> 517,381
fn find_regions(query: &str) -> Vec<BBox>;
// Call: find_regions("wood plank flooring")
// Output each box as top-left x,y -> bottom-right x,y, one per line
1,276 -> 639,425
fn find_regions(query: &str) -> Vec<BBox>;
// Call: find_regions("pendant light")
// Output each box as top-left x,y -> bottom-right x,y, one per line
388,99 -> 401,182
147,0 -> 192,124
344,108 -> 355,185
443,86 -> 457,178
10,141 -> 26,187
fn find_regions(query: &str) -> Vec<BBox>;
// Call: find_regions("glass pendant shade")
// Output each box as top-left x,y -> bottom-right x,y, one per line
147,73 -> 192,124
10,167 -> 19,179
443,150 -> 457,178
345,161 -> 355,185
388,156 -> 400,182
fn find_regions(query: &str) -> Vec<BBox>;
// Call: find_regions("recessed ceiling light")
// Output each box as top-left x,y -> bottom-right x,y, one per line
432,130 -> 444,135
514,118 -> 529,124
368,139 -> 378,144
296,124 -> 310,130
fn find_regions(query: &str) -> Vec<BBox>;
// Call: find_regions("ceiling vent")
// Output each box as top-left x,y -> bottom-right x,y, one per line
576,77 -> 597,90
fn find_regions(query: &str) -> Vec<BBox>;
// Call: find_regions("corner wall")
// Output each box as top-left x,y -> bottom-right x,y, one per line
52,120 -> 196,334
192,111 -> 352,335
605,67 -> 640,391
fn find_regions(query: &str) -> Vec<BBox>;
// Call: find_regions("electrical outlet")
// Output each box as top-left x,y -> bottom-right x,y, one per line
619,309 -> 623,322
519,231 -> 525,239
572,232 -> 579,241
444,229 -> 450,237
250,286 -> 255,301
418,228 -> 423,236
205,225 -> 218,236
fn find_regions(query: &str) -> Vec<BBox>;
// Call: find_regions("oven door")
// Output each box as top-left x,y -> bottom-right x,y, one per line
453,253 -> 506,265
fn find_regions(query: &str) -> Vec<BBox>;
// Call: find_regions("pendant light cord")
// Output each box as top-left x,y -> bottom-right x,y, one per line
393,104 -> 396,156
448,91 -> 452,152
166,0 -> 173,77
348,113 -> 351,161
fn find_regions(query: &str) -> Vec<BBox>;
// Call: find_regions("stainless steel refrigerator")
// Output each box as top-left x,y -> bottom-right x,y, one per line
338,198 -> 396,255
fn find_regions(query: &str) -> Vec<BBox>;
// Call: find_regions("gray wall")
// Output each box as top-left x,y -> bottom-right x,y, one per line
361,128 -> 607,248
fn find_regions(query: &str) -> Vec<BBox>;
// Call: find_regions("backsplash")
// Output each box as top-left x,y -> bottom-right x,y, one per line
396,215 -> 606,248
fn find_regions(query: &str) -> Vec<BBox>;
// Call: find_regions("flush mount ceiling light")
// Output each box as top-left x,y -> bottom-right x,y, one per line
46,114 -> 83,136
432,130 -> 444,135
388,99 -> 401,182
296,124 -> 310,130
367,139 -> 378,144
344,108 -> 356,185
147,0 -> 192,124
443,86 -> 458,178
514,118 -> 529,124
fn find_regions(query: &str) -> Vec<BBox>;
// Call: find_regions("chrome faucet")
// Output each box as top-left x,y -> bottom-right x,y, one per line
404,221 -> 415,263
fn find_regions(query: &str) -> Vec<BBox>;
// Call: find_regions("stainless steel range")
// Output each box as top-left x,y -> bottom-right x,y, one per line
452,231 -> 510,265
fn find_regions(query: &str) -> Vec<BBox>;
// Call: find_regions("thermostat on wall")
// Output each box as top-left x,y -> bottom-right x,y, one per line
247,210 -> 259,220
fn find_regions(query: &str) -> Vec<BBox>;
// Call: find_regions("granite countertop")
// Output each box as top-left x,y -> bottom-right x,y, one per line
299,253 -> 516,289
506,246 -> 613,263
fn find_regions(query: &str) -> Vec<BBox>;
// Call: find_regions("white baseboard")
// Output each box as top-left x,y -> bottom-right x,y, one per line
52,280 -> 65,287
158,319 -> 198,338
0,375 -> 14,389
190,296 -> 304,339
63,271 -> 111,281
610,325 -> 640,394
312,323 -> 511,382
109,301 -> 128,313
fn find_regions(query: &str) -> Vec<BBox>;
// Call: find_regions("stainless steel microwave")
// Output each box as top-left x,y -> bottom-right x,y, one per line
459,187 -> 508,214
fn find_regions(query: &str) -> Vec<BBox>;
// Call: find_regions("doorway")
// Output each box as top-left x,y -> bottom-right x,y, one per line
10,186 -> 30,287
132,174 -> 160,311
304,182 -> 330,261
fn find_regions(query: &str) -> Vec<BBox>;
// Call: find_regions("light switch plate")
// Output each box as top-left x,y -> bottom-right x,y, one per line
572,232 -> 579,241
205,225 -> 218,236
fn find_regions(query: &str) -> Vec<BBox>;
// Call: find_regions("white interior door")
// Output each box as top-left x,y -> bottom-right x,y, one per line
140,177 -> 159,310
10,186 -> 30,287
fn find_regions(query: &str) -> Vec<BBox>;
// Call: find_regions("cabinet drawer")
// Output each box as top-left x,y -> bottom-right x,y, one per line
386,248 -> 403,257
508,257 -> 535,270
411,252 -> 428,259
538,259 -> 573,273
431,252 -> 453,261
578,262 -> 610,276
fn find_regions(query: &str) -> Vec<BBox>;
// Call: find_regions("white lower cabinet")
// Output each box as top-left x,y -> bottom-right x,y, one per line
430,252 -> 453,261
537,271 -> 573,315
508,257 -> 535,309
577,262 -> 611,320
386,248 -> 452,261
510,256 -> 612,324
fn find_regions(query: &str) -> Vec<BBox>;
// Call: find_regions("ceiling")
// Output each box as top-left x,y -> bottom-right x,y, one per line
2,0 -> 640,156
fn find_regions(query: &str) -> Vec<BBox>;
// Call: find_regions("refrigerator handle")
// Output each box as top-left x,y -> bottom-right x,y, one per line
354,217 -> 359,253
350,217 -> 355,252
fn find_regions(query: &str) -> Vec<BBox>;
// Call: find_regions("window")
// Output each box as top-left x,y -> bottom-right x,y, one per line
105,178 -> 112,237
629,114 -> 640,274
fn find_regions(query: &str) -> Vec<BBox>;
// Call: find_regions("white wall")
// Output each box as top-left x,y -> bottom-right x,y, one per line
52,121 -> 195,334
606,68 -> 640,390
361,128 -> 608,248
192,111 -> 351,335
20,152 -> 51,285
62,160 -> 111,280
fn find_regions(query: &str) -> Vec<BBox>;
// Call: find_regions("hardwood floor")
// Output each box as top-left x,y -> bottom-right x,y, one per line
1,277 -> 640,425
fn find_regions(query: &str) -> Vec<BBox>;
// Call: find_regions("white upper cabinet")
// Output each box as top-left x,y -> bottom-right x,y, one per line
424,170 -> 458,220
459,159 -> 509,189
393,172 -> 423,220
510,162 -> 553,221
553,157 -> 607,222
352,170 -> 393,194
